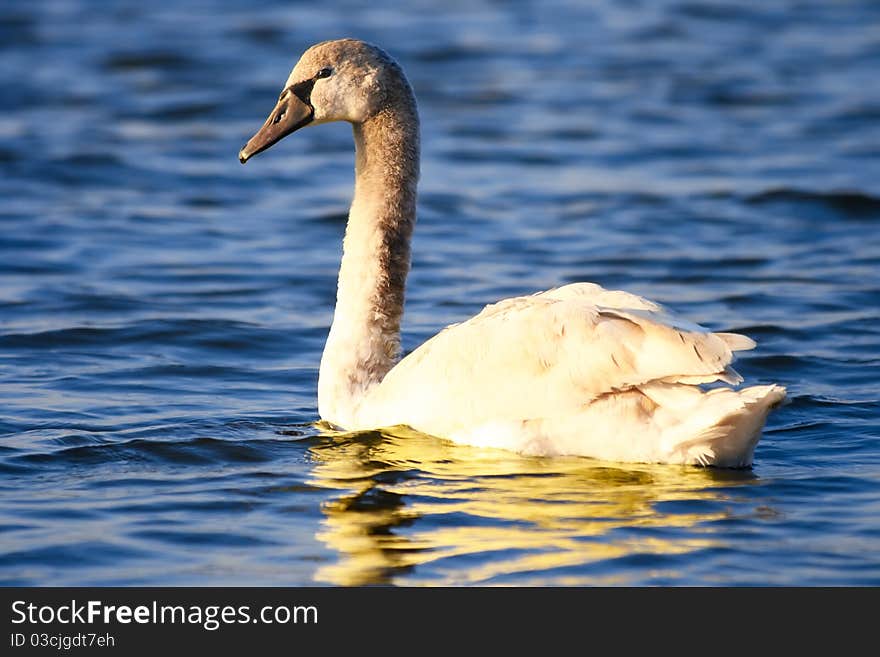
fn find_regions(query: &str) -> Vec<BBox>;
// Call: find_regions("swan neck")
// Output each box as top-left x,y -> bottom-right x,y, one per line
319,98 -> 420,426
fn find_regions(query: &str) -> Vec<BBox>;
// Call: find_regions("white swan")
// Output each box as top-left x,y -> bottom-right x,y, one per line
239,39 -> 785,467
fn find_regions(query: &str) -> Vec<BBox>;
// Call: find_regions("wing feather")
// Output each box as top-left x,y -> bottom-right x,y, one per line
359,283 -> 756,436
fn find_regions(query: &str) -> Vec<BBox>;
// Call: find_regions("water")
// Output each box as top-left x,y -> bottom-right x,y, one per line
2,0 -> 879,586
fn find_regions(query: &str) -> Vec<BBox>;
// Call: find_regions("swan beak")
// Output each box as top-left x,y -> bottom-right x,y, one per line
239,93 -> 314,164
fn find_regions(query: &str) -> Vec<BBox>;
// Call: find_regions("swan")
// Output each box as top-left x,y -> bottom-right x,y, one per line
238,39 -> 785,467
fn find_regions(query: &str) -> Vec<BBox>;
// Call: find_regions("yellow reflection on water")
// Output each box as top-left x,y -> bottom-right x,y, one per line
307,425 -> 759,586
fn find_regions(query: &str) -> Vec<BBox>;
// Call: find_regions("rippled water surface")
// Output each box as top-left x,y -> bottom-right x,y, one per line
2,0 -> 879,586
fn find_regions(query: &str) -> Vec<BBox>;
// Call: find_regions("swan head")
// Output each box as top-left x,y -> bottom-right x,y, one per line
239,39 -> 409,163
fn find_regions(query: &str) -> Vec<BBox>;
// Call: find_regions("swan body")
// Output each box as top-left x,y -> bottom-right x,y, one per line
240,39 -> 785,467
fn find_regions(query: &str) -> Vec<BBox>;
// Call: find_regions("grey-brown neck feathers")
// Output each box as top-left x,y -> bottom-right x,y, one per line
317,67 -> 420,425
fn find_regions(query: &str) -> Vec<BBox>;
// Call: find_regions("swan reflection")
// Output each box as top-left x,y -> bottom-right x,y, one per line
307,426 -> 760,585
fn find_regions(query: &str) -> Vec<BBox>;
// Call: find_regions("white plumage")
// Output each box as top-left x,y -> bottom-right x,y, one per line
240,39 -> 785,467
358,283 -> 785,467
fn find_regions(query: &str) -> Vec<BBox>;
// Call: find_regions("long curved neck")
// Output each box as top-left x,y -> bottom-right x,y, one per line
318,98 -> 419,427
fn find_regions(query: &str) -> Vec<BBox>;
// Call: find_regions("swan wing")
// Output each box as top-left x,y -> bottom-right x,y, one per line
358,283 -> 755,435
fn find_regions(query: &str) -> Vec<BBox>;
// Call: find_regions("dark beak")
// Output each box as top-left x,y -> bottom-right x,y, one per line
239,92 -> 313,164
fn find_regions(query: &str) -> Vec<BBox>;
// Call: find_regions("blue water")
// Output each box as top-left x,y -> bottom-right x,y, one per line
2,0 -> 879,586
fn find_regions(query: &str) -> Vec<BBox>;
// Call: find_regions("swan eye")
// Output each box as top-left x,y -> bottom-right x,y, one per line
315,67 -> 332,79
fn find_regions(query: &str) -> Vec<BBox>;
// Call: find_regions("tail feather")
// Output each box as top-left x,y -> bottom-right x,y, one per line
645,383 -> 786,467
716,332 -> 757,352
